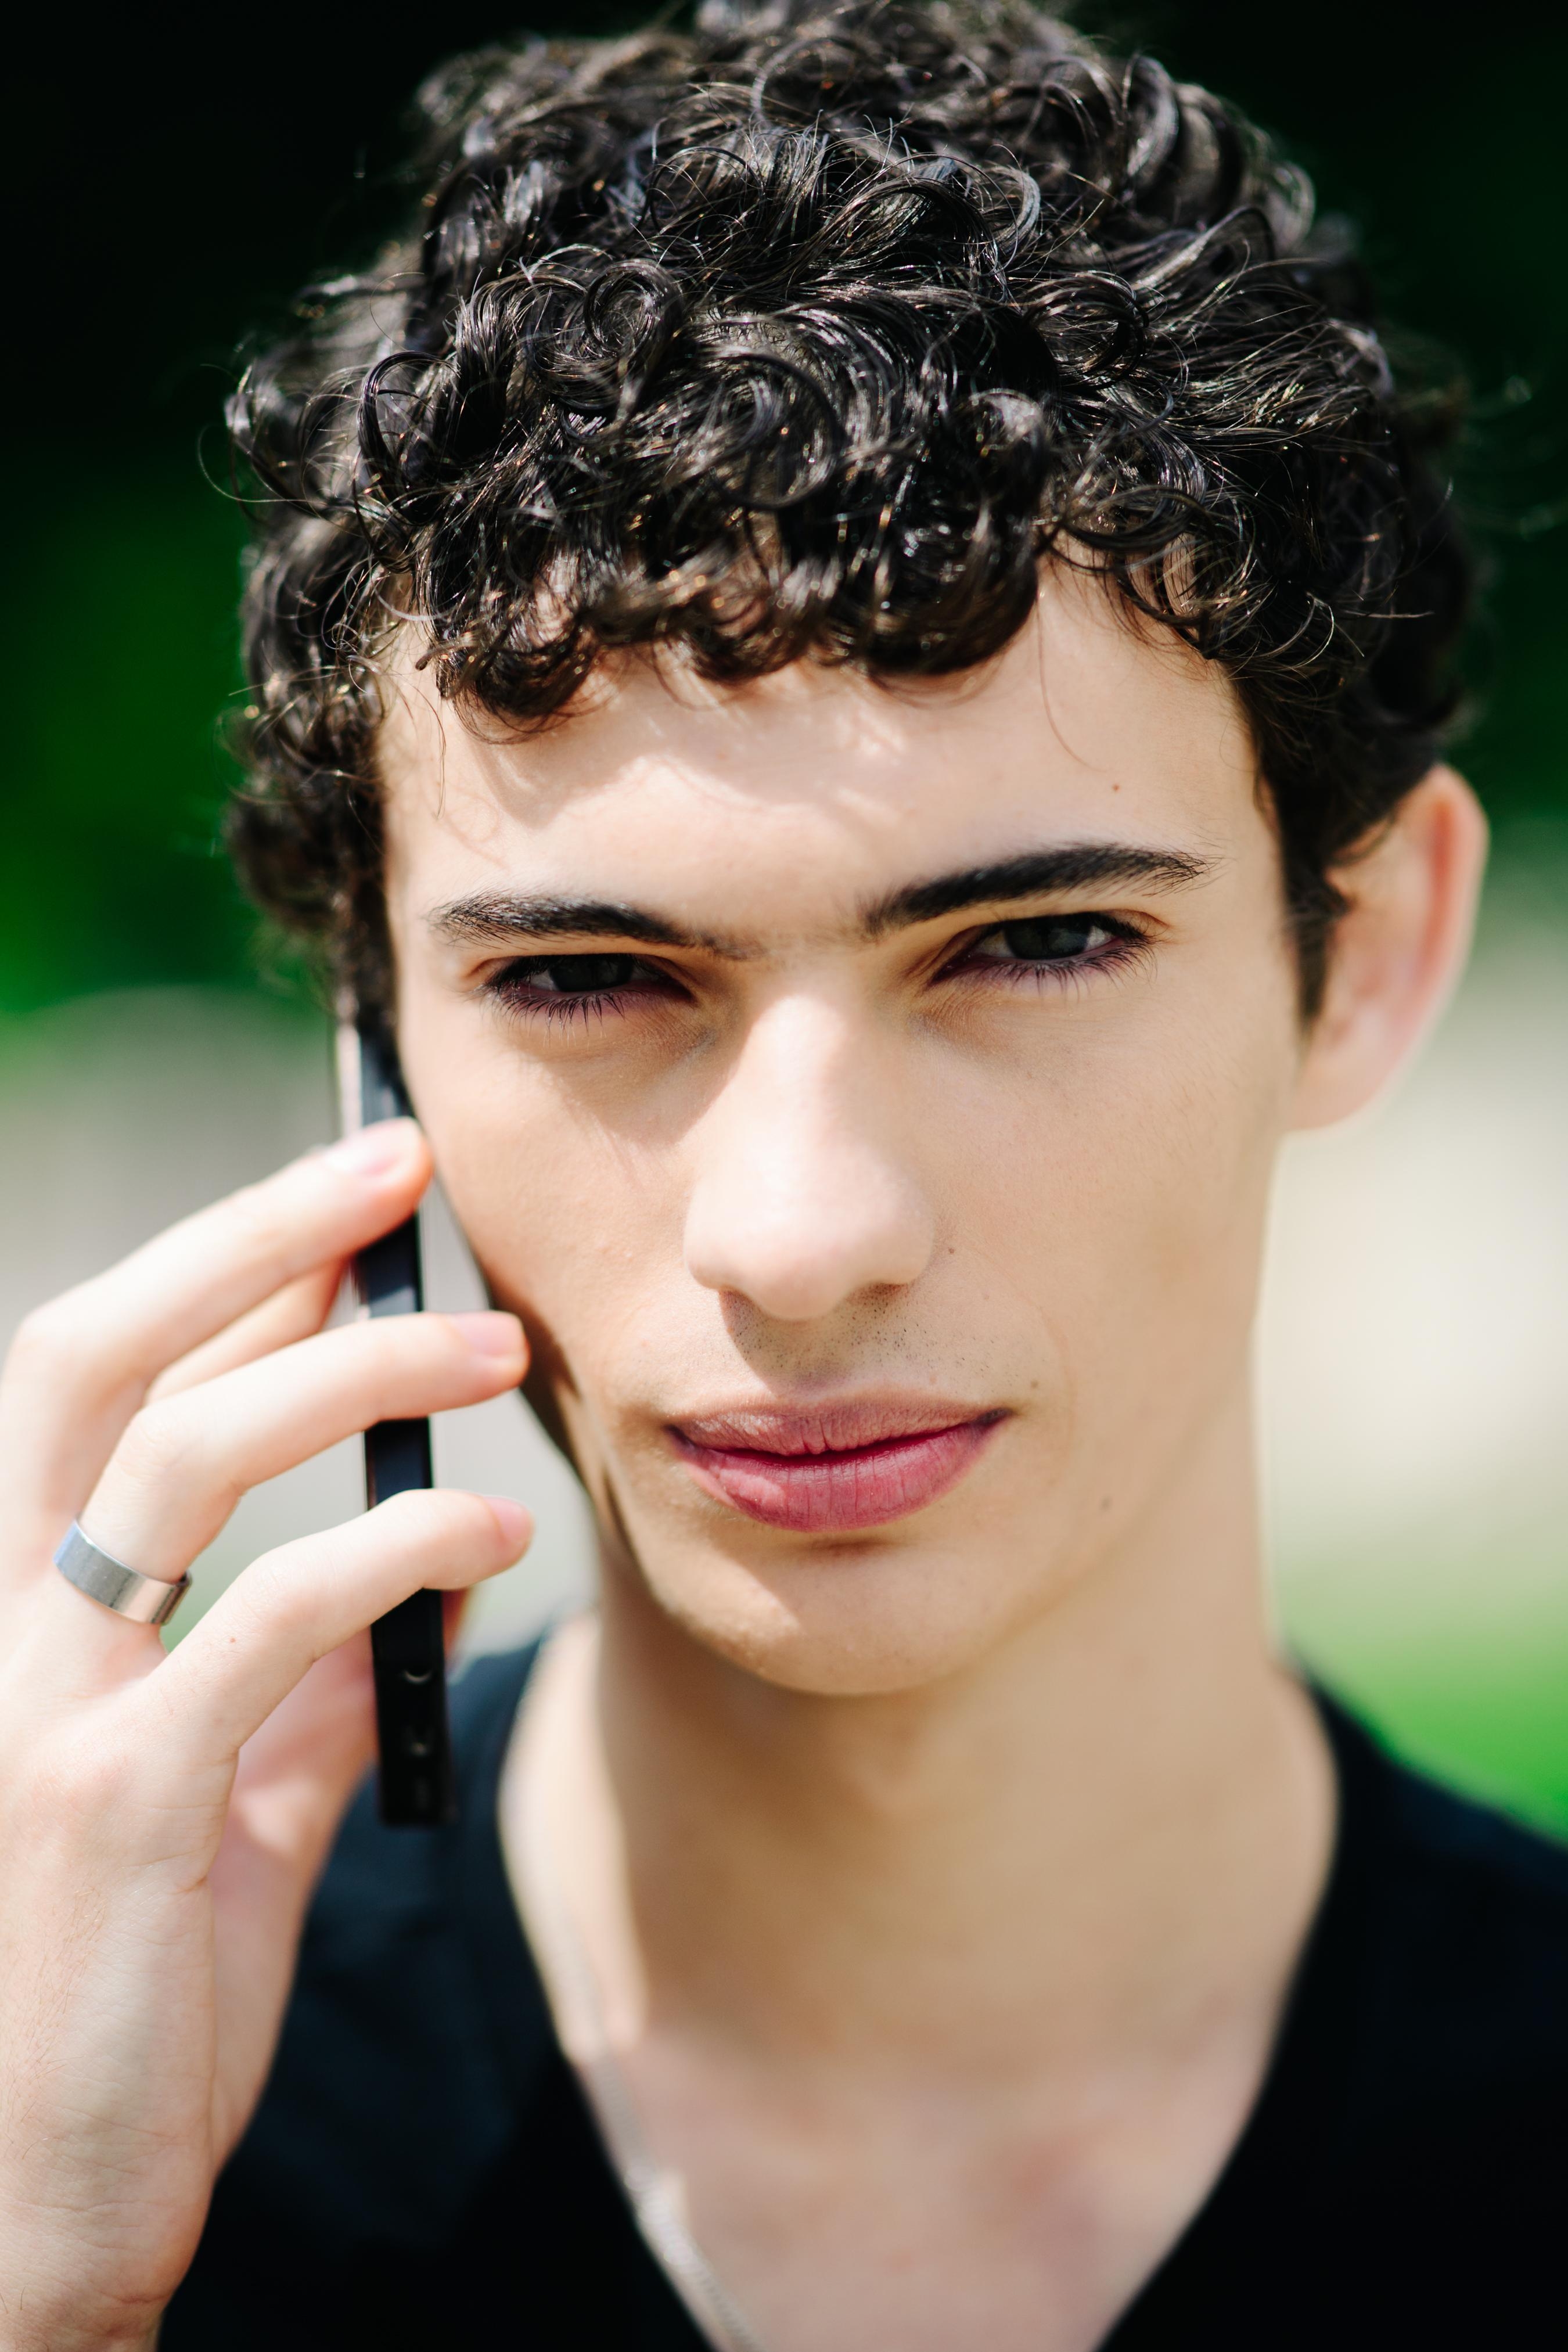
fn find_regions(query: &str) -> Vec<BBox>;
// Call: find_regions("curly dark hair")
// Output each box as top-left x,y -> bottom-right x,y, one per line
228,0 -> 1469,1016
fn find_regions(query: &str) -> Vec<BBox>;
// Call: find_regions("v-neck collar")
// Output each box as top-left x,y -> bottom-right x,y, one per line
452,1644 -> 1371,2351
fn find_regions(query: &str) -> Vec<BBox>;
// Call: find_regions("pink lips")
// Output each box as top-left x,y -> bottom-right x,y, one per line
668,1401 -> 1007,1533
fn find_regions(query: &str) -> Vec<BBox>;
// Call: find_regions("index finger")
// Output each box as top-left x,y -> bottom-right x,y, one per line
0,1119 -> 431,1534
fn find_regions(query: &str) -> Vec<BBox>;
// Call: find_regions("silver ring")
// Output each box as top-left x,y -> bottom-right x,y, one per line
53,1522 -> 190,1629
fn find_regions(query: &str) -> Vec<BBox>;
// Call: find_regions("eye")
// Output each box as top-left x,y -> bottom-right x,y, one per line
484,951 -> 677,1023
965,915 -> 1120,966
937,911 -> 1146,995
502,954 -> 652,994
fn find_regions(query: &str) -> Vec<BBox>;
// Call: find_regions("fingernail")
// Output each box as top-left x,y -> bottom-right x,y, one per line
322,1118 -> 419,1177
484,1494 -> 532,1548
450,1311 -> 525,1361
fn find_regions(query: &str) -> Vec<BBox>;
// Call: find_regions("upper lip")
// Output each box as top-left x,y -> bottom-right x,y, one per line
668,1397 -> 1005,1456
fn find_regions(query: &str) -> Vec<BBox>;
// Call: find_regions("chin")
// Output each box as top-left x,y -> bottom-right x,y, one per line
613,1526 -> 1056,1699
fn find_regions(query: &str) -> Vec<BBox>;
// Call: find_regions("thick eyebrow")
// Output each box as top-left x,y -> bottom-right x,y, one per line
429,843 -> 1214,961
428,892 -> 751,958
862,844 -> 1214,936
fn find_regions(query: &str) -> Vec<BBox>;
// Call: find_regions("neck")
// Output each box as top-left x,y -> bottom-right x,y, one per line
511,1381 -> 1333,2091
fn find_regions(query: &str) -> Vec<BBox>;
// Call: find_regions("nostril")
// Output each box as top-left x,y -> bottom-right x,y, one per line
686,1195 -> 936,1323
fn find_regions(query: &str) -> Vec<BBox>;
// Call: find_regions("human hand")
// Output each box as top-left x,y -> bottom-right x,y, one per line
0,1121 -> 530,2350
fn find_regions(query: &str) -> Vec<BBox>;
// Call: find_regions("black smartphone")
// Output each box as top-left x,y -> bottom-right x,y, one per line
335,1012 -> 456,1828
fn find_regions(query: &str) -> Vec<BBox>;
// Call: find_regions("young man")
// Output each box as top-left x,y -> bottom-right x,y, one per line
1,4 -> 1562,2346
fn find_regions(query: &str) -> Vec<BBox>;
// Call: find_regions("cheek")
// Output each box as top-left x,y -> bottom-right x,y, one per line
1004,987 -> 1296,1490
415,1042 -> 685,1384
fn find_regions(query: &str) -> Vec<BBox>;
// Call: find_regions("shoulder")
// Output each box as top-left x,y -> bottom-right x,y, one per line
1336,1696 -> 1568,2018
1124,1698 -> 1568,2348
1319,1694 -> 1568,2173
167,1641 -> 696,2349
218,1643 -> 551,2240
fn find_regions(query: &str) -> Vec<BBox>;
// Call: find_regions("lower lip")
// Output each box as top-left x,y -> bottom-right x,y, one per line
669,1415 -> 1005,1533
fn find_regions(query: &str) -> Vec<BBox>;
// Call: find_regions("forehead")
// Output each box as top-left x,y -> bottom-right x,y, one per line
377,569 -> 1261,925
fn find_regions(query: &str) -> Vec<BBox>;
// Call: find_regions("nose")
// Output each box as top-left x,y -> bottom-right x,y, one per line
682,994 -> 937,1323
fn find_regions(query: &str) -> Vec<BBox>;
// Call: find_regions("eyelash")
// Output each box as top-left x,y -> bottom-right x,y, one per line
943,915 -> 1147,995
484,955 -> 673,1030
481,916 -> 1149,1030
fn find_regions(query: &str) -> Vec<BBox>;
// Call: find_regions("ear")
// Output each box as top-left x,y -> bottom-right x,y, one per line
1290,764 -> 1488,1132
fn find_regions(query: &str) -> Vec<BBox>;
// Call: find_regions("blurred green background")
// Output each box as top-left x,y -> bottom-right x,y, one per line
5,1 -> 1567,1819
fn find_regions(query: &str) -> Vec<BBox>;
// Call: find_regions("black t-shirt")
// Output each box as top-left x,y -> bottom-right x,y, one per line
166,1644 -> 1568,2348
